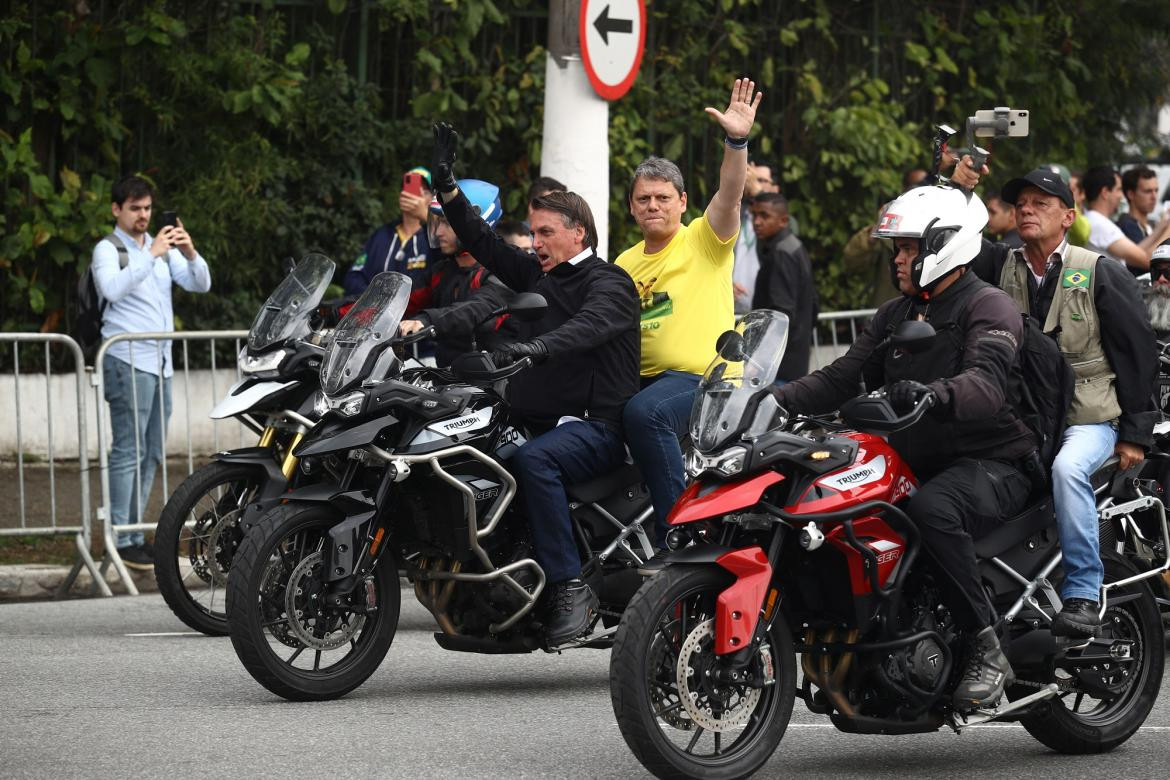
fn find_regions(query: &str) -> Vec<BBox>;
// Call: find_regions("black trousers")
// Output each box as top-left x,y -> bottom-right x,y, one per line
905,458 -> 1033,631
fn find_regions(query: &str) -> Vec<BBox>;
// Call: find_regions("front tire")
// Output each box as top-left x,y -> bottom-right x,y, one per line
226,502 -> 400,701
1020,553 -> 1165,753
155,461 -> 263,636
610,564 -> 796,780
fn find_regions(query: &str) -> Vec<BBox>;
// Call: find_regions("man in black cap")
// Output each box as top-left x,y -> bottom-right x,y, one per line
970,167 -> 1157,639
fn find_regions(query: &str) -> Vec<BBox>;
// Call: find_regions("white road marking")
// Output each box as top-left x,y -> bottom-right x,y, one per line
629,722 -> 1170,731
123,631 -> 205,637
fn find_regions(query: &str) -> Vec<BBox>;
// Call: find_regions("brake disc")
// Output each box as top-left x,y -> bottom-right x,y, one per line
675,618 -> 772,732
257,555 -> 301,649
187,511 -> 216,584
283,551 -> 365,650
203,508 -> 242,588
649,629 -> 692,730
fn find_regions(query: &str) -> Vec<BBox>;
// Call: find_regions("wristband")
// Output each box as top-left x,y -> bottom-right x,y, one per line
724,135 -> 749,150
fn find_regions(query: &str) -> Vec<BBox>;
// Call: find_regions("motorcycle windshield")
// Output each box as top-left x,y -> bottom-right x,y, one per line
247,254 -> 336,352
319,272 -> 410,396
690,310 -> 790,453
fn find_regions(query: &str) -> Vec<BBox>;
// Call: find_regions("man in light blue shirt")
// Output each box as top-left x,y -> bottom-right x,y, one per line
92,176 -> 211,569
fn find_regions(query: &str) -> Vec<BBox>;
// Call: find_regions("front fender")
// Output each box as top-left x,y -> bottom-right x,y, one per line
214,447 -> 287,492
659,544 -> 774,657
714,547 -> 772,655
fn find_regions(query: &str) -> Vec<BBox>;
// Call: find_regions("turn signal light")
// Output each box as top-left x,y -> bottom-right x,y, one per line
369,527 -> 386,556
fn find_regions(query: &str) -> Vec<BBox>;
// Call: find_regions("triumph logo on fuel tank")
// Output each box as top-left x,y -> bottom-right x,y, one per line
429,408 -> 493,437
819,455 -> 886,492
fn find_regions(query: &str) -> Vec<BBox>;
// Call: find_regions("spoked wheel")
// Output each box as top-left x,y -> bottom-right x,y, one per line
610,565 -> 795,780
155,461 -> 262,635
226,502 -> 399,701
1021,553 -> 1165,753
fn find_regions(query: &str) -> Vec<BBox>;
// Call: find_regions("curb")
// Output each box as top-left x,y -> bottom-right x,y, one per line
0,563 -> 159,601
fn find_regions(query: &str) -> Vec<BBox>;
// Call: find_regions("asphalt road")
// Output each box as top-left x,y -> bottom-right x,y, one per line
1,593 -> 1168,779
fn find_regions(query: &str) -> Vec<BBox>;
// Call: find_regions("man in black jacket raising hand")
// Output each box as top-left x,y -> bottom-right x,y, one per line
431,123 -> 641,645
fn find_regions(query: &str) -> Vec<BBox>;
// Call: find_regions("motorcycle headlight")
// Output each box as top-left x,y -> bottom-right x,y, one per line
685,446 -> 748,478
312,390 -> 329,418
238,347 -> 288,376
323,390 -> 366,417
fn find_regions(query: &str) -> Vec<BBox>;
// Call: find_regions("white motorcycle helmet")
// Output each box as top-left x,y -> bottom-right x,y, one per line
872,185 -> 988,294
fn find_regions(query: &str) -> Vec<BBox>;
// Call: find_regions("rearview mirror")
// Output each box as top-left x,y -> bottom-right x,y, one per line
889,320 -> 936,354
715,330 -> 747,362
507,292 -> 548,322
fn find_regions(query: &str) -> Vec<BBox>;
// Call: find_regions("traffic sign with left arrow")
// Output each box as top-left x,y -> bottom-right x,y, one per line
579,0 -> 646,101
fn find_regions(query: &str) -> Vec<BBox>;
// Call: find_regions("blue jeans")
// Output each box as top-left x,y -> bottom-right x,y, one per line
623,371 -> 702,543
512,420 -> 626,584
103,354 -> 172,548
1052,422 -> 1117,602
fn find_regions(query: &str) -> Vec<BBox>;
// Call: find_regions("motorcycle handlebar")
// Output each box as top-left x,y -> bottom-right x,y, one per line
838,388 -> 933,433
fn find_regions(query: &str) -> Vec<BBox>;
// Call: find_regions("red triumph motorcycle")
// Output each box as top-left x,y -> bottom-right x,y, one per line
609,310 -> 1166,780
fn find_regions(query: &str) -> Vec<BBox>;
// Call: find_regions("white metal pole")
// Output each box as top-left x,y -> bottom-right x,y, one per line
542,2 -> 611,259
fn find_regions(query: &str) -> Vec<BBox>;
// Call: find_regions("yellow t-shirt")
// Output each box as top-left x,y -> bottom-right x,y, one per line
616,214 -> 737,376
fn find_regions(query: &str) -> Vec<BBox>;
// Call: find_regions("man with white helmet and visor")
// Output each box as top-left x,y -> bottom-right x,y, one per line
771,182 -> 1037,712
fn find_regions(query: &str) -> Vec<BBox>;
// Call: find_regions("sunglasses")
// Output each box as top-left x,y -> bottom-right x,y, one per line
1153,267 -> 1170,282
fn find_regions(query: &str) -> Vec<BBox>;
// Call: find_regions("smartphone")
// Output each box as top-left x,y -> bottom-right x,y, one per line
973,108 -> 1029,138
402,172 -> 424,198
161,210 -> 179,230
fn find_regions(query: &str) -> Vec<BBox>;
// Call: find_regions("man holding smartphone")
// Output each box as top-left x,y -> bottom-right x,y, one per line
91,175 -> 211,569
343,165 -> 434,295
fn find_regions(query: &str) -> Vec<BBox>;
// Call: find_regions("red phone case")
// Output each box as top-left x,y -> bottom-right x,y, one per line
403,173 -> 422,197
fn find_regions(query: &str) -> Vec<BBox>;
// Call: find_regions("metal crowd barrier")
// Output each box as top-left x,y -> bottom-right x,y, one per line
0,334 -> 107,596
811,308 -> 878,370
91,330 -> 248,594
2,312 -> 877,599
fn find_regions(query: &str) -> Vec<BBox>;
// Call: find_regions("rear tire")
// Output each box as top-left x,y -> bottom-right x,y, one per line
1021,553 -> 1165,753
610,564 -> 795,780
226,502 -> 399,701
155,461 -> 263,636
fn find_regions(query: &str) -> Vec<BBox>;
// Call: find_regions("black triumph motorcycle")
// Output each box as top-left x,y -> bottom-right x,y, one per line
225,271 -> 656,701
155,255 -> 338,635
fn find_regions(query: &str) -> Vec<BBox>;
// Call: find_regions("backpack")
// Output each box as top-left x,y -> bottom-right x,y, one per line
1010,312 -> 1075,469
75,234 -> 128,363
966,282 -> 1074,469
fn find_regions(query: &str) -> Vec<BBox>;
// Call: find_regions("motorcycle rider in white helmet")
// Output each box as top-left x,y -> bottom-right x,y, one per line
771,178 -> 1039,711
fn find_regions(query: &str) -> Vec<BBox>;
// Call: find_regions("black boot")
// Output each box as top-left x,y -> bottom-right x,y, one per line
952,626 -> 1015,712
1051,598 -> 1101,638
543,578 -> 598,646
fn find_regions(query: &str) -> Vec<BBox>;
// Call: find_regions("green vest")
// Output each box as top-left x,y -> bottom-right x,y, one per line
998,245 -> 1120,425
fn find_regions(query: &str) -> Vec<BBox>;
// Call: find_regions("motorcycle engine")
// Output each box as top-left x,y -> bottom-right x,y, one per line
904,636 -> 946,690
881,582 -> 954,693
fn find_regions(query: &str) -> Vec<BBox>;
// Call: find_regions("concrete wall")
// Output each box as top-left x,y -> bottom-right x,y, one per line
0,368 -> 252,460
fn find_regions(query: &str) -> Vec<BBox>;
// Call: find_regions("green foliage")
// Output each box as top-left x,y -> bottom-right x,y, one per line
2,0 -> 1169,335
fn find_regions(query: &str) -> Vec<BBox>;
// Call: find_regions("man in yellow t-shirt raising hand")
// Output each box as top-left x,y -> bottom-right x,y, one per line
616,77 -> 762,572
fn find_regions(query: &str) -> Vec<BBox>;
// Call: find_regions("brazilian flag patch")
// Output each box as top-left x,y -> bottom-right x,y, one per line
1062,269 -> 1090,289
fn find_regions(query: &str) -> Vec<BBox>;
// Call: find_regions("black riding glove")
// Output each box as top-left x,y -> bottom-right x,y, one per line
492,339 -> 548,366
431,122 -> 460,195
886,380 -> 936,414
